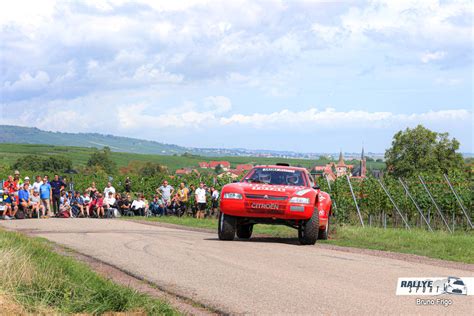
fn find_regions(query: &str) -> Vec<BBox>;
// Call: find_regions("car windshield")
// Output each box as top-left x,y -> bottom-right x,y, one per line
244,168 -> 306,186
453,280 -> 464,286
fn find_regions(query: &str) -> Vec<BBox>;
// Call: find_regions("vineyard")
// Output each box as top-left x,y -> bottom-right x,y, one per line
317,171 -> 473,232
1,167 -> 472,232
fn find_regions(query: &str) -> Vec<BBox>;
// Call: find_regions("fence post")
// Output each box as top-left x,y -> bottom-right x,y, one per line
399,178 -> 433,232
443,174 -> 473,229
325,175 -> 338,214
418,175 -> 452,233
452,212 -> 455,232
377,179 -> 410,230
346,175 -> 364,227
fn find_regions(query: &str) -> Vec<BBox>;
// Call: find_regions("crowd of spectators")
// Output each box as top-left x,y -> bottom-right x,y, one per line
1,170 -> 220,220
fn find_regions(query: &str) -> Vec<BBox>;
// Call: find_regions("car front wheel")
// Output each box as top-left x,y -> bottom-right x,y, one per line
236,224 -> 253,239
218,212 -> 236,240
298,209 -> 319,245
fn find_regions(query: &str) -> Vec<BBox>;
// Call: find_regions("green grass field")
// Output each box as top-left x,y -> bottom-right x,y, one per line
0,143 -> 386,171
0,229 -> 178,315
124,217 -> 474,263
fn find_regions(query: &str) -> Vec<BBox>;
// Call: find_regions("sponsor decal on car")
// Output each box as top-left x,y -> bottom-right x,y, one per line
250,202 -> 279,210
250,185 -> 305,192
262,168 -> 296,173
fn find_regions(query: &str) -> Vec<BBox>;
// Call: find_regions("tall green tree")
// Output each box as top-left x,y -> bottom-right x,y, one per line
86,147 -> 117,174
385,125 -> 464,177
12,155 -> 72,172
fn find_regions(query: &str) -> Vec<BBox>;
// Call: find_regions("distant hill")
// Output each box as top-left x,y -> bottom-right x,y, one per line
0,125 -> 188,155
0,125 -> 324,158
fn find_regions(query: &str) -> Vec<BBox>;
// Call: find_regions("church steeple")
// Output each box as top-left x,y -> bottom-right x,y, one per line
337,150 -> 345,167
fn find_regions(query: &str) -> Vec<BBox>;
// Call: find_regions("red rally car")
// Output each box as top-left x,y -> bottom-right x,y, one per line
218,164 -> 332,245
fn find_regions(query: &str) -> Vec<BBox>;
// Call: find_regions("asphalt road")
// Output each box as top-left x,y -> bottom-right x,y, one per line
1,219 -> 472,315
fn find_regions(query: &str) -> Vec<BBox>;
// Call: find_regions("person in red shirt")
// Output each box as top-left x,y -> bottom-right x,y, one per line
96,193 -> 105,218
3,175 -> 18,219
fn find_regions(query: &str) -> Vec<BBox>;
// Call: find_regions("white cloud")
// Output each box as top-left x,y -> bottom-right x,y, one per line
204,96 -> 232,114
421,51 -> 446,63
132,64 -> 184,84
219,108 -> 471,129
3,71 -> 50,92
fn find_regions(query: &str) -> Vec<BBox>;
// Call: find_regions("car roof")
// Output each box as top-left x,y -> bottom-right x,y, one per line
254,165 -> 309,172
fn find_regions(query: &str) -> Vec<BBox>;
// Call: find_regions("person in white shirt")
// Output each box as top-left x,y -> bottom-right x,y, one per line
210,187 -> 220,218
31,175 -> 42,194
104,191 -> 117,218
195,182 -> 207,219
131,195 -> 146,216
104,182 -> 116,198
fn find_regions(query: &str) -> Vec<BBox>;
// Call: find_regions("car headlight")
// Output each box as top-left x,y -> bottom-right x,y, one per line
290,197 -> 310,204
223,193 -> 243,199
295,189 -> 311,196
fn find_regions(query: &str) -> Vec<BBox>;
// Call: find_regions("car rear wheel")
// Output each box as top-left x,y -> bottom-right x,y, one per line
318,220 -> 329,240
236,224 -> 253,239
298,209 -> 319,245
218,212 -> 236,240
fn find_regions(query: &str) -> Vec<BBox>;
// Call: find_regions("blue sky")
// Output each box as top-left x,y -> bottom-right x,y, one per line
0,0 -> 472,153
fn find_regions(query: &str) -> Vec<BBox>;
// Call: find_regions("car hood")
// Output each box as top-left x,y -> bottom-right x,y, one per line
224,182 -> 310,197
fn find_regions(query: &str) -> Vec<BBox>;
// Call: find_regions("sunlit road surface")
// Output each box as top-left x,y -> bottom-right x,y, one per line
1,219 -> 472,315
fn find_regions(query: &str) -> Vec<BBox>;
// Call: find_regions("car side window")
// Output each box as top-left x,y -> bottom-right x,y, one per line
307,173 -> 315,187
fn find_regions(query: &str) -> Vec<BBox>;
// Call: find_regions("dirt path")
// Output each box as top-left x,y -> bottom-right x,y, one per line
1,219 -> 473,315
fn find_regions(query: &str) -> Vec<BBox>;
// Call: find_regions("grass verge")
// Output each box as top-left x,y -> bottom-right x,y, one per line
325,225 -> 474,264
124,216 -> 474,263
0,229 -> 178,315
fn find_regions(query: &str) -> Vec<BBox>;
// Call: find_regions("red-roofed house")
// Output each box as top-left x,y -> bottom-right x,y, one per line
175,168 -> 192,175
236,164 -> 253,171
209,161 -> 231,170
198,162 -> 209,169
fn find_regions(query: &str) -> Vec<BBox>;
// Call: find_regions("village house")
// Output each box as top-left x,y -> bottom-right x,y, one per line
311,148 -> 366,181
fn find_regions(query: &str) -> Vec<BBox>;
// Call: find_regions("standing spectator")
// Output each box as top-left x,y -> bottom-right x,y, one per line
87,182 -> 98,198
210,187 -> 220,218
23,176 -> 31,189
188,184 -> 197,217
18,183 -> 31,218
3,175 -> 18,220
31,191 -> 44,218
104,191 -> 117,218
156,180 -> 174,215
32,175 -> 42,194
104,182 -> 116,198
124,177 -> 132,193
13,170 -> 23,189
39,177 -> 52,217
4,175 -> 19,199
176,183 -> 189,216
131,195 -> 146,216
50,174 -> 65,215
195,182 -> 207,219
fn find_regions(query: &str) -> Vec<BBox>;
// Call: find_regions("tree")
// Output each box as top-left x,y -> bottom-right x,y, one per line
12,155 -> 72,172
214,165 -> 224,174
42,155 -> 73,172
12,155 -> 44,171
86,147 -> 117,174
385,125 -> 464,177
138,162 -> 168,177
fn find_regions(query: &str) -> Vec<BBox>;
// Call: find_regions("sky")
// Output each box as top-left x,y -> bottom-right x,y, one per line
0,0 -> 472,153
